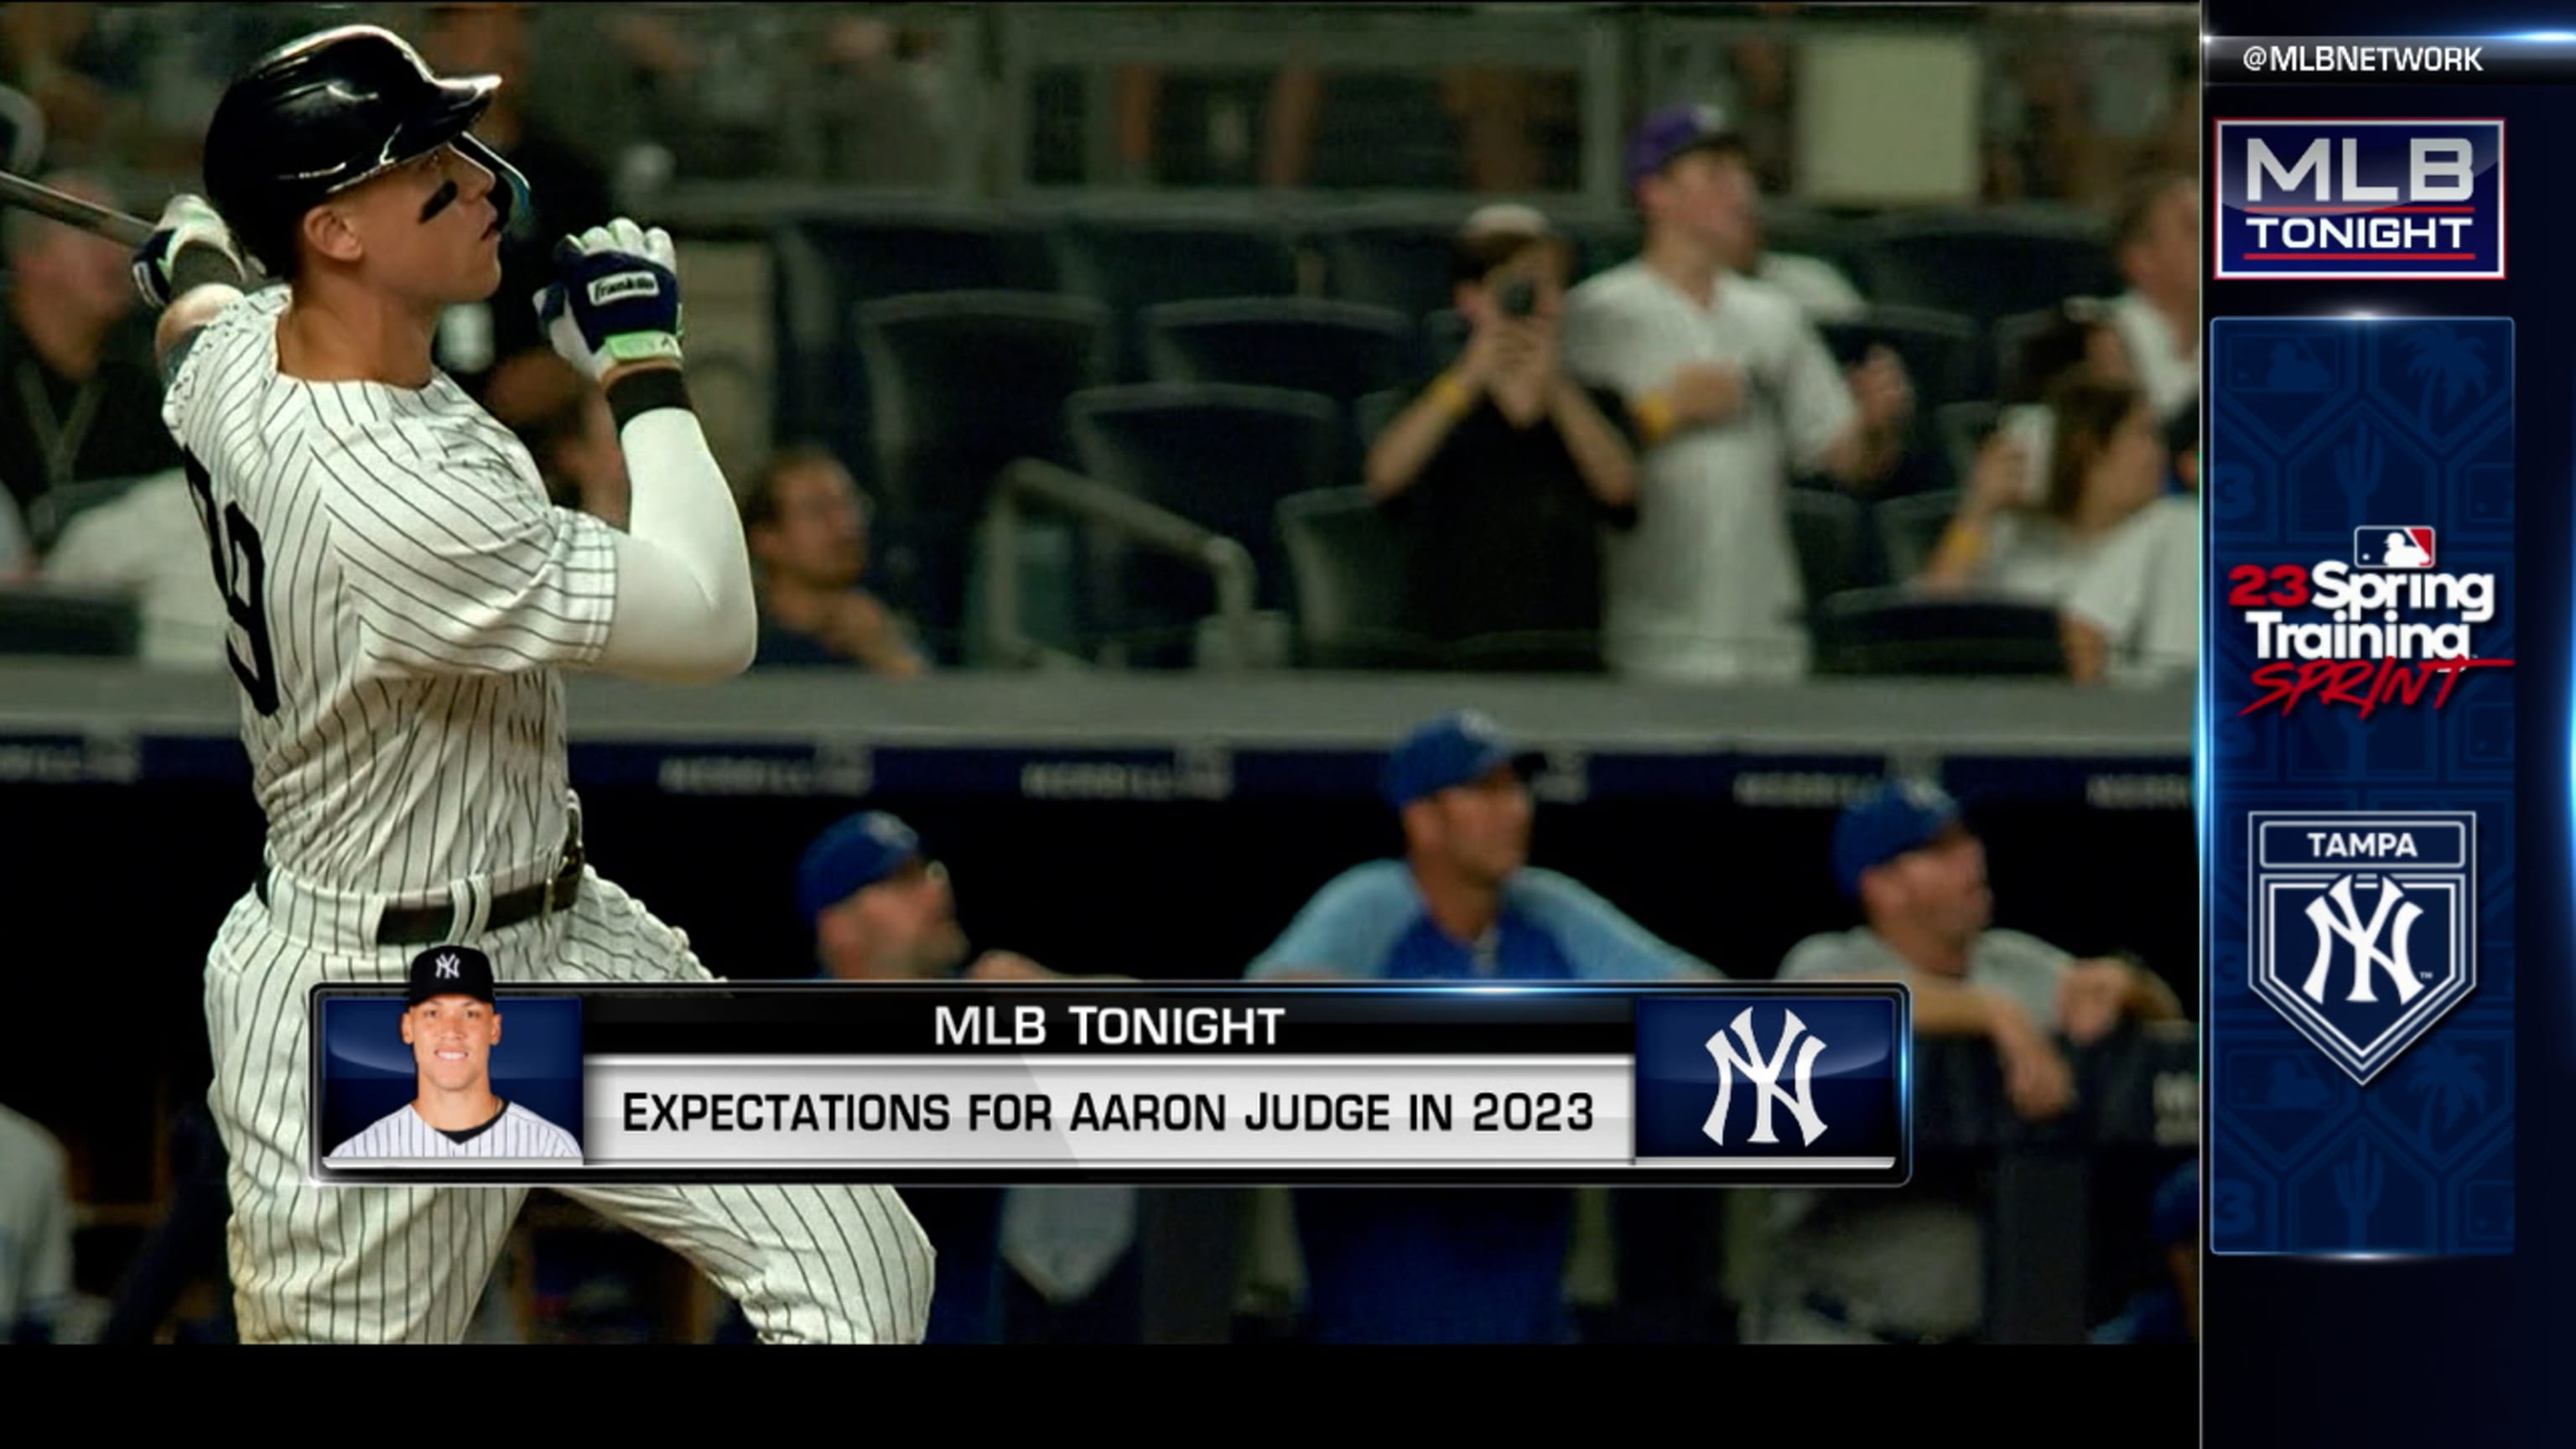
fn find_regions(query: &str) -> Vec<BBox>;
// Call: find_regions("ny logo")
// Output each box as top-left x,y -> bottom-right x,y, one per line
1704,1007 -> 1828,1147
435,953 -> 460,980
2300,876 -> 2424,1006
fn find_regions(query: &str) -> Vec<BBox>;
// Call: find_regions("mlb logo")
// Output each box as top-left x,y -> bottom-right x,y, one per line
1629,992 -> 1904,1179
2214,119 -> 2504,280
2354,527 -> 2437,569
2247,813 -> 2477,1084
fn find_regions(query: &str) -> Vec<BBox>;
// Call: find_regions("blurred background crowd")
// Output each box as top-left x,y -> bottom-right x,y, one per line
0,1 -> 2200,1348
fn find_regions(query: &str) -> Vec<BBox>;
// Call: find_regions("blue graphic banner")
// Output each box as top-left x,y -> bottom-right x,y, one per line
2206,317 -> 2514,1256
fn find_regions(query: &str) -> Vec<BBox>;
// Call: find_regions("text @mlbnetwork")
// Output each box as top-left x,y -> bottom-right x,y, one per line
2240,45 -> 2485,73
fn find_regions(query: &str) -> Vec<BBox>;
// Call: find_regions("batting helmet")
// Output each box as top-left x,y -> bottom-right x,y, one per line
203,24 -> 532,276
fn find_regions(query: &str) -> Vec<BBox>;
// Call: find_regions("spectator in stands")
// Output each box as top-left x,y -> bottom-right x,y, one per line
1731,202 -> 1867,324
38,467 -> 227,667
1364,205 -> 1639,670
741,447 -> 929,675
99,1095 -> 237,1344
1917,377 -> 2168,605
1753,781 -> 2182,1344
1246,709 -> 1717,1343
0,4 -> 132,168
0,1098 -> 75,1343
2093,1160 -> 2196,1344
1562,105 -> 1913,684
484,349 -> 629,528
2107,171 -> 2199,429
0,172 -> 181,523
419,3 -> 618,397
2061,449 -> 2199,688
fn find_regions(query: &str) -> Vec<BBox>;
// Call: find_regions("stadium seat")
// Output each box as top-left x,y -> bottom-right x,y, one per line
1275,488 -> 1442,670
1422,308 -> 1469,368
1141,299 -> 1418,407
1067,384 -> 1343,662
1844,209 -> 2122,356
1354,387 -> 1410,455
1875,488 -> 1963,586
1315,218 -> 1465,325
1809,587 -> 2068,677
1786,486 -> 1871,608
0,585 -> 140,658
1046,216 -> 1304,382
857,291 -> 1111,658
769,213 -> 1056,475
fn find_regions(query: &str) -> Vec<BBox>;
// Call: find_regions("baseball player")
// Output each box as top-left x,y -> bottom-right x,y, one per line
133,25 -> 931,1343
328,945 -> 581,1161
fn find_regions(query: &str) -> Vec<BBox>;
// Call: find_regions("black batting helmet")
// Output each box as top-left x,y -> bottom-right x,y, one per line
203,24 -> 531,276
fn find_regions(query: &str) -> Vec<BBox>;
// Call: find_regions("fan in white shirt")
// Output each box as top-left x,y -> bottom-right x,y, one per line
2106,173 -> 2199,429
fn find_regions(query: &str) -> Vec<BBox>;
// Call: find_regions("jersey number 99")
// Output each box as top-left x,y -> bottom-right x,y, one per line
184,454 -> 281,717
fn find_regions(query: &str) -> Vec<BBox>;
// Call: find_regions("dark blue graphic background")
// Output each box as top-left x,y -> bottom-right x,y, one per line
2208,318 -> 2512,1256
1632,994 -> 1903,1170
319,995 -> 586,1156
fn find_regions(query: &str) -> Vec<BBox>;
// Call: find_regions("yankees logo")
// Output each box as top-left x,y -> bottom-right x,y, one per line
2251,813 -> 2476,1085
2300,876 -> 2424,1006
435,953 -> 460,979
1703,1007 -> 1829,1147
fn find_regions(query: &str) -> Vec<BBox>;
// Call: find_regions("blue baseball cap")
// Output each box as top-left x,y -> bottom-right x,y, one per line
1382,709 -> 1545,810
2152,1161 -> 2198,1249
797,811 -> 924,927
1626,102 -> 1748,196
1831,780 -> 1966,899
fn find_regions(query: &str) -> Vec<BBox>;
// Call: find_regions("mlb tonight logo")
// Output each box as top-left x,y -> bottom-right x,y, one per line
2355,527 -> 2436,569
2214,120 -> 2503,280
1631,989 -> 1907,1184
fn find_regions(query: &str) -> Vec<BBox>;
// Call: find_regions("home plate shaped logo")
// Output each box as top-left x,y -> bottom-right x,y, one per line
2249,812 -> 2476,1084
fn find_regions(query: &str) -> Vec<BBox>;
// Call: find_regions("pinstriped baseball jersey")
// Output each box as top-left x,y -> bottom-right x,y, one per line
329,1100 -> 581,1161
161,284 -> 617,893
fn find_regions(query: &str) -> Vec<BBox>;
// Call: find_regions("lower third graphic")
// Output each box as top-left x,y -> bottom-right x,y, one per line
2249,813 -> 2476,1084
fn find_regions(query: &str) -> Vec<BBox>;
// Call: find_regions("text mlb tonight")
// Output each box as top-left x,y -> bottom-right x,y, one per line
932,1003 -> 1287,1047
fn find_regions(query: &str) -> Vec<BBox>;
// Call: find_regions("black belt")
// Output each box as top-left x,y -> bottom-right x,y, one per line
1801,1291 -> 1973,1346
257,830 -> 585,948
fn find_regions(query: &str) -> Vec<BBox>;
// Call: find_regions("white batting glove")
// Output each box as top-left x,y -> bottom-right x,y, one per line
132,194 -> 249,310
532,218 -> 685,382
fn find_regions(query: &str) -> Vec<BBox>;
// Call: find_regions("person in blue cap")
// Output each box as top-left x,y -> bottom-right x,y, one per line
1245,709 -> 1718,1343
2092,1161 -> 2196,1344
1749,778 -> 2184,1344
1558,102 -> 1914,685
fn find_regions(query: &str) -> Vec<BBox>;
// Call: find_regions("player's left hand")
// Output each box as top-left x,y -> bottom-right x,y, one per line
2055,958 -> 2135,1045
534,218 -> 685,382
964,951 -> 1058,983
132,194 -> 247,310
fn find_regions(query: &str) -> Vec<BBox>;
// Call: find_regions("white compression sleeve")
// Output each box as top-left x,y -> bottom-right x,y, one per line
596,400 -> 758,683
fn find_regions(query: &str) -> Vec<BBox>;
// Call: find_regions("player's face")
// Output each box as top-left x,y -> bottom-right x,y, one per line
821,859 -> 969,979
758,463 -> 869,589
320,143 -> 505,304
1644,149 -> 1756,260
1427,766 -> 1535,884
402,995 -> 501,1093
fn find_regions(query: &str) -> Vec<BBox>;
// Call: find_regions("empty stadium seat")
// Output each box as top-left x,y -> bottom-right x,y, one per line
1809,587 -> 2068,677
769,213 -> 1057,472
857,291 -> 1112,657
1786,486 -> 1870,608
1845,209 -> 2122,350
1421,308 -> 1469,368
1067,384 -> 1342,662
1875,488 -> 1963,586
1275,488 -> 1442,670
1142,299 -> 1418,407
1047,216 -> 1304,382
1316,219 -> 1465,325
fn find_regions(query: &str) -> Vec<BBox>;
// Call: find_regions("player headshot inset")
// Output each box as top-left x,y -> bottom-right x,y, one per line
328,946 -> 581,1161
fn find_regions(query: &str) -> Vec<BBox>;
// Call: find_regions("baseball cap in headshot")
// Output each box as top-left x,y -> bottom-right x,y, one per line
1382,709 -> 1547,810
1625,102 -> 1748,196
798,811 -> 924,926
405,944 -> 497,1007
1831,780 -> 1966,899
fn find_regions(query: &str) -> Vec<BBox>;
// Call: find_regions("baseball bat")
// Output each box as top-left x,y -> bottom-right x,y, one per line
0,168 -> 155,247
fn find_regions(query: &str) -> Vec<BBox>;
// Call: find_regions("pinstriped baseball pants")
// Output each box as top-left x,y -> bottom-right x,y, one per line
204,864 -> 934,1343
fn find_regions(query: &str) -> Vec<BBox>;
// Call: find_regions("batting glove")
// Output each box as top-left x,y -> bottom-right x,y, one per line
533,218 -> 685,382
132,194 -> 248,311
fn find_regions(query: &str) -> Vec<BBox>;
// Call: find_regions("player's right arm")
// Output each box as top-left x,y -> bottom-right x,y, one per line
132,195 -> 250,387
537,221 -> 756,683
